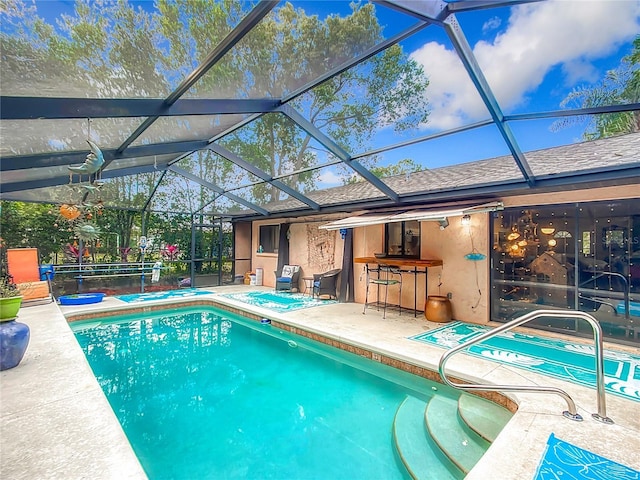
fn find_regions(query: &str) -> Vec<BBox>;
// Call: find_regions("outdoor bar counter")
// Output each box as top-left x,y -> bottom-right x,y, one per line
354,257 -> 443,316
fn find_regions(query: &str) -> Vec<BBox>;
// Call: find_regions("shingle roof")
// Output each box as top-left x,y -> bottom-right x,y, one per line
249,132 -> 640,218
391,131 -> 640,192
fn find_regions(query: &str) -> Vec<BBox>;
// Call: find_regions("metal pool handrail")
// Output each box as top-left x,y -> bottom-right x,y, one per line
438,309 -> 613,424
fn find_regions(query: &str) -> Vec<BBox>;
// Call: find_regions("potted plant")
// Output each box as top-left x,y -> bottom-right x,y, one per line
0,272 -> 30,370
0,273 -> 22,320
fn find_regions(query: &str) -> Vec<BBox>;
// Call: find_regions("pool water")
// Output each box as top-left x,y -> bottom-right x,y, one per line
72,306 -> 462,480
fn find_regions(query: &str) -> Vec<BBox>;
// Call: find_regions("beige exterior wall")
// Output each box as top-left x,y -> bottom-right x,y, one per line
246,184 -> 639,323
249,220 -> 279,288
234,222 -> 252,280
351,214 -> 490,324
503,185 -> 638,208
249,219 -> 345,291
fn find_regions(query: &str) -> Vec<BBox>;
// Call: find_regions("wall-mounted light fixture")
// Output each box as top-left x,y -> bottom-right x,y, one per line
540,227 -> 555,235
438,218 -> 449,230
461,214 -> 471,226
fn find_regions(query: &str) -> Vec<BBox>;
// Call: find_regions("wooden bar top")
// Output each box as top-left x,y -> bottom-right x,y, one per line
354,257 -> 443,268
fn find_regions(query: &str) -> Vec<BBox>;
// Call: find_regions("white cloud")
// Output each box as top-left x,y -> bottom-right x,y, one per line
316,168 -> 345,188
560,59 -> 600,86
409,0 -> 640,130
482,16 -> 501,34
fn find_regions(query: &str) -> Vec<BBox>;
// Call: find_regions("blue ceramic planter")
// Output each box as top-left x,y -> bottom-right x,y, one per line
0,320 -> 30,370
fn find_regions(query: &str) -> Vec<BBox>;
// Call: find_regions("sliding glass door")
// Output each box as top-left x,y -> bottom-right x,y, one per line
491,200 -> 639,345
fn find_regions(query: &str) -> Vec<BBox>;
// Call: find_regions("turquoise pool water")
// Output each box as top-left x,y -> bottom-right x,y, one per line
71,306 -> 462,480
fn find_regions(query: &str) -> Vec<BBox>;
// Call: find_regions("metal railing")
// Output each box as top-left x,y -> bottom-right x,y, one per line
438,309 -> 613,424
579,271 -> 630,320
51,262 -> 164,294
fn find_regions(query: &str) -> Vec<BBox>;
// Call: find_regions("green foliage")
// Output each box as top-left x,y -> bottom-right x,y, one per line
0,201 -> 69,262
552,35 -> 639,139
191,1 -> 430,205
0,270 -> 20,298
146,212 -> 193,258
344,158 -> 424,184
149,0 -> 432,209
1,1 -> 429,213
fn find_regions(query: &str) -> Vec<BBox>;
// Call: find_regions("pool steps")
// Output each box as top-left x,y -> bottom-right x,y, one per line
425,395 -> 490,474
393,396 -> 463,480
457,393 -> 512,443
393,393 -> 512,479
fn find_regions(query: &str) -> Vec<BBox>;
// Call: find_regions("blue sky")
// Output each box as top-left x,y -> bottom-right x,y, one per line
295,1 -> 640,185
13,0 -> 640,186
377,0 -> 640,169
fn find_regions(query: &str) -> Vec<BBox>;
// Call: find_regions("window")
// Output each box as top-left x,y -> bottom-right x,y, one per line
385,221 -> 420,258
258,225 -> 279,254
491,200 -> 639,345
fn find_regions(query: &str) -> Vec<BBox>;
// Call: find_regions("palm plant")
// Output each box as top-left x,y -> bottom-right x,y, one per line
552,35 -> 639,139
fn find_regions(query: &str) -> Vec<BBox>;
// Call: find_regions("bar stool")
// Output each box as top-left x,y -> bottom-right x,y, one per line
363,264 -> 402,319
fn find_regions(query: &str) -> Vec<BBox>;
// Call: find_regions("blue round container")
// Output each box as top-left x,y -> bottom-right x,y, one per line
58,293 -> 106,305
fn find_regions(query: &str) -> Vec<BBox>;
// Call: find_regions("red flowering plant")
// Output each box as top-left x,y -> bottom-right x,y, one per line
161,244 -> 180,261
119,247 -> 132,263
64,243 -> 86,261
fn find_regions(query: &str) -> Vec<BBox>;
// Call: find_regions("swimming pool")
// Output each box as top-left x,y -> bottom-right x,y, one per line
71,305 -> 506,479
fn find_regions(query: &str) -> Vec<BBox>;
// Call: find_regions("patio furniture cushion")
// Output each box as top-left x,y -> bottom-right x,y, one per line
275,265 -> 301,292
281,265 -> 295,278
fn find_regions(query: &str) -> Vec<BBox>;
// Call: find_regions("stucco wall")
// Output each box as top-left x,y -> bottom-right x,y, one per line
246,185 -> 639,323
250,220 -> 345,291
351,214 -> 490,324
503,185 -> 638,207
234,222 -> 252,280
251,220 -> 279,288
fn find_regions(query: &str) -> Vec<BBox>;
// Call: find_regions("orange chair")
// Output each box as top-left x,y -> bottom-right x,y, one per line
6,248 -> 54,305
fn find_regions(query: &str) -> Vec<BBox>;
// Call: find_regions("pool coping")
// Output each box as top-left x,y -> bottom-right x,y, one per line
2,286 -> 639,479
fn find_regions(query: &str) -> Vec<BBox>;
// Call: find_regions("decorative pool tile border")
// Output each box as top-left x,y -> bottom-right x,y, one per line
65,298 -> 516,413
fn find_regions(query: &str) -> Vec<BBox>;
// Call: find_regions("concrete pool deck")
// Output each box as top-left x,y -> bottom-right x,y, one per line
1,285 -> 639,479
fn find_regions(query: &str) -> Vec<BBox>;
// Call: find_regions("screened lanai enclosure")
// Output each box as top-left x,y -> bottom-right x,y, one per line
1,0 -> 639,297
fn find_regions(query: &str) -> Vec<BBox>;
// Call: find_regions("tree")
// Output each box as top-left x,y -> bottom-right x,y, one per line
552,35 -> 639,140
1,0 -> 430,212
0,201 -> 70,262
344,158 -> 423,184
221,3 -> 430,202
